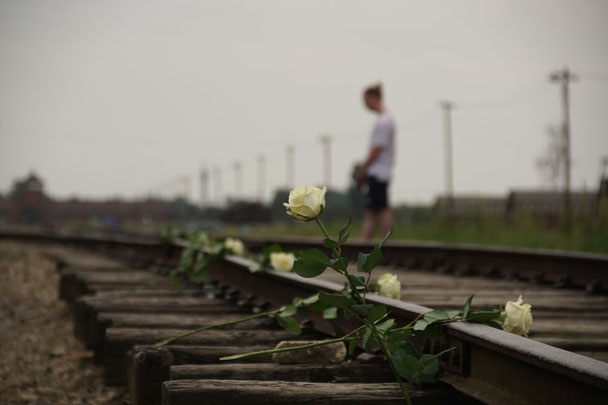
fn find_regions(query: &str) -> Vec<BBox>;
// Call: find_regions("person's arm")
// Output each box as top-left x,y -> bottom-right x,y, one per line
357,146 -> 383,186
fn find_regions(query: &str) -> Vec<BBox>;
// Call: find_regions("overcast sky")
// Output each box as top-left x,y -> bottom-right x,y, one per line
1,0 -> 607,205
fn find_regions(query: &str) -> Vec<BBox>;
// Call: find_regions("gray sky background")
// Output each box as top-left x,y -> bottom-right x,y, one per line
1,0 -> 607,205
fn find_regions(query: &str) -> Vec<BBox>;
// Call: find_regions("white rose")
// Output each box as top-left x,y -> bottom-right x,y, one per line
501,295 -> 533,337
283,185 -> 327,222
270,252 -> 295,272
377,273 -> 401,300
224,238 -> 244,256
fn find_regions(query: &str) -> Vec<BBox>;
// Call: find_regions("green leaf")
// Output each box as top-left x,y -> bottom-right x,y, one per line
276,316 -> 302,335
413,318 -> 429,331
323,307 -> 338,320
279,304 -> 297,317
338,215 -> 352,245
263,243 -> 282,256
376,318 -> 395,333
300,248 -> 331,265
323,239 -> 340,250
294,293 -> 319,307
330,257 -> 348,272
343,308 -> 354,320
293,249 -> 330,278
351,304 -> 374,317
414,309 -> 450,332
387,328 -> 412,343
208,242 -> 224,255
423,309 -> 450,323
347,274 -> 366,288
357,247 -> 383,273
463,295 -> 473,319
362,328 -> 373,352
318,291 -> 353,310
419,354 -> 439,377
392,349 -> 419,380
446,310 -> 461,319
348,335 -> 359,355
367,305 -> 387,323
467,309 -> 502,323
307,300 -> 329,313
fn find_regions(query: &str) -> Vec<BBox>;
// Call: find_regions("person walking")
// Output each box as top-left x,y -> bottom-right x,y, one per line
357,83 -> 395,240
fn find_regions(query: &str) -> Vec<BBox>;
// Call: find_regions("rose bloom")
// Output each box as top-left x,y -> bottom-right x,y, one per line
377,273 -> 401,300
270,252 -> 295,272
224,238 -> 244,256
283,185 -> 327,222
501,295 -> 533,337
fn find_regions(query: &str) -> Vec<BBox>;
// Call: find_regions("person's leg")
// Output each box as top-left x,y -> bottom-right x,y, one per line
380,208 -> 394,235
362,209 -> 379,241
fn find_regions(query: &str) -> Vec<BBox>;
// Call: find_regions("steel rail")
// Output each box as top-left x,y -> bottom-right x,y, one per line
236,235 -> 608,293
2,231 -> 608,403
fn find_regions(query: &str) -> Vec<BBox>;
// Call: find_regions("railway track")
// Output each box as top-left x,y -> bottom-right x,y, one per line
1,230 -> 608,404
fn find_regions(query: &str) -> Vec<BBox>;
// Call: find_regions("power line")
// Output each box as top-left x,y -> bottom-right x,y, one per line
578,71 -> 608,82
458,83 -> 551,111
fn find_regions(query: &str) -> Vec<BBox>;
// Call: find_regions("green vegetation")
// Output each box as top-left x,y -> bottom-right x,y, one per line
226,213 -> 608,255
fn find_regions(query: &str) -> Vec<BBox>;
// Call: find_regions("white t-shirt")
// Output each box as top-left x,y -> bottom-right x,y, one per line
367,112 -> 395,182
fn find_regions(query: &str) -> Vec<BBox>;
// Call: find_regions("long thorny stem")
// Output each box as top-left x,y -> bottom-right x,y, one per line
369,322 -> 412,405
314,216 -> 332,241
154,310 -> 279,347
314,217 -> 365,304
220,325 -> 366,361
316,215 -> 411,401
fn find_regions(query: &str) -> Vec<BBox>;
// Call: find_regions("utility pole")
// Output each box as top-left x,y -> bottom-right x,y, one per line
257,155 -> 266,202
213,167 -> 222,205
182,175 -> 191,201
233,161 -> 242,200
600,156 -> 608,197
440,101 -> 455,214
286,145 -> 295,188
200,167 -> 209,207
550,67 -> 577,216
319,134 -> 332,187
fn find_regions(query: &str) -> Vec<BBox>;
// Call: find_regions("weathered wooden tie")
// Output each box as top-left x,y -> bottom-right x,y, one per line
169,362 -> 395,383
73,295 -> 250,350
128,345 -> 275,404
160,380 -> 462,405
104,327 -> 309,385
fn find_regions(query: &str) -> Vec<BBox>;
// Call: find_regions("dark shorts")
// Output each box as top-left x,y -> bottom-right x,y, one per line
364,176 -> 389,211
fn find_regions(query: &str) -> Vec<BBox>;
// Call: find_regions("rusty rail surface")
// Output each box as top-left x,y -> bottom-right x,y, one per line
238,235 -> 608,293
2,230 -> 608,404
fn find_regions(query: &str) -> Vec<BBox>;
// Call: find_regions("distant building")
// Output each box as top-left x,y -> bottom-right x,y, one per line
506,190 -> 597,217
0,172 -> 174,228
433,190 -> 599,219
8,172 -> 49,225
